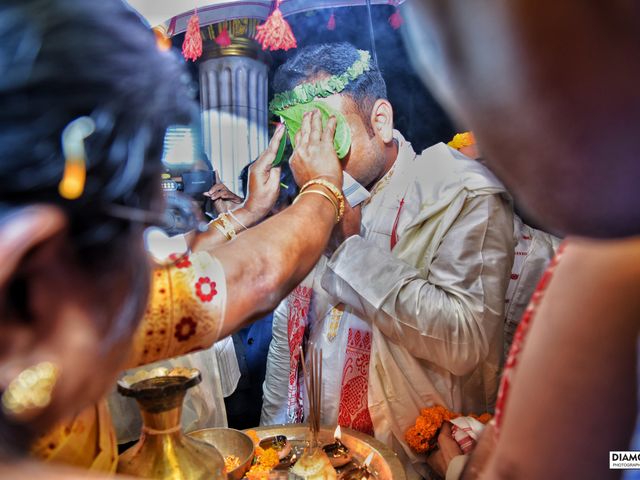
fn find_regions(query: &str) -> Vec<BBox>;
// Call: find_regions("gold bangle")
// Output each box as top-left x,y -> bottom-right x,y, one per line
294,190 -> 340,223
227,210 -> 248,231
209,213 -> 237,241
299,178 -> 345,222
306,187 -> 341,215
211,219 -> 230,240
218,213 -> 237,239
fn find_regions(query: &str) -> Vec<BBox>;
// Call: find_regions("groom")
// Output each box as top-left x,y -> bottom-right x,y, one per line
261,42 -> 516,478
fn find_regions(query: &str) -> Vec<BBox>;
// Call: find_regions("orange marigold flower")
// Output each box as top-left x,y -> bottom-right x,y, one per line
407,405 -> 463,454
246,447 -> 280,479
473,413 -> 493,424
246,429 -> 261,446
405,426 -> 430,453
246,470 -> 270,480
447,132 -> 476,150
258,448 -> 280,469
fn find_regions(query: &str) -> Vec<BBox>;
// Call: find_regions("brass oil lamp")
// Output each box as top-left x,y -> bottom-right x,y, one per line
322,426 -> 353,468
340,452 -> 375,480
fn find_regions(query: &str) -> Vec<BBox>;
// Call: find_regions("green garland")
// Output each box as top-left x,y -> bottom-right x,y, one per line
270,50 -> 372,166
269,50 -> 372,112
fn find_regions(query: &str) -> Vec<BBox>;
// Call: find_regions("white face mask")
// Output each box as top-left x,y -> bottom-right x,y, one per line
342,171 -> 370,207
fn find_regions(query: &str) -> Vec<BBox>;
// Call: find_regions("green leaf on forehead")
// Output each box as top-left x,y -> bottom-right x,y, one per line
272,128 -> 288,167
273,101 -> 352,160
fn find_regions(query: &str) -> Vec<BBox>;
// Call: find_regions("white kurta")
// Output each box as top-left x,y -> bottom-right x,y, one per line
503,216 -> 560,356
262,131 -> 515,477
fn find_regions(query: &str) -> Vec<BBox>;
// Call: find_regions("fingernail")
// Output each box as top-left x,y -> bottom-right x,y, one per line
277,123 -> 285,131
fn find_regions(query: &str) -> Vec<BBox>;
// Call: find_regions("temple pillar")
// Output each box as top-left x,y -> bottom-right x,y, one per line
199,22 -> 269,195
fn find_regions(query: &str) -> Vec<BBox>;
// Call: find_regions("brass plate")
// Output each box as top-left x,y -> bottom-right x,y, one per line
247,425 -> 406,480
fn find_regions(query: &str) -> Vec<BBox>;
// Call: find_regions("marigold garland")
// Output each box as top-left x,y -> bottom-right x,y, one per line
405,405 -> 492,454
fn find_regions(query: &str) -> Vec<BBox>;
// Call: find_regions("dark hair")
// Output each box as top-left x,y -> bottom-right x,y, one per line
0,0 -> 195,264
272,42 -> 388,133
0,0 -> 195,456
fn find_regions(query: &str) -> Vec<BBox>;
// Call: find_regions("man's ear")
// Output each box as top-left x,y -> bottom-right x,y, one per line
370,99 -> 394,144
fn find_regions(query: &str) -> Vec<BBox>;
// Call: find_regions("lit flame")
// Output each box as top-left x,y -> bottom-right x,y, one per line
334,425 -> 342,440
363,452 -> 374,468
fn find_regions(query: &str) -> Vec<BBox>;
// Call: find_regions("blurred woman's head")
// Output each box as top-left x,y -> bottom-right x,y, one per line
404,0 -> 640,237
0,0 -> 194,455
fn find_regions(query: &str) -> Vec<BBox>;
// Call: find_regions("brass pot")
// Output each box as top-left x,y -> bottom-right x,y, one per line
116,368 -> 225,479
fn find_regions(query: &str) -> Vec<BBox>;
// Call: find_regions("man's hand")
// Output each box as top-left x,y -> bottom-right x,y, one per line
204,174 -> 244,215
427,422 -> 464,479
242,126 -> 286,223
326,202 -> 361,256
459,421 -> 496,479
290,110 -> 343,188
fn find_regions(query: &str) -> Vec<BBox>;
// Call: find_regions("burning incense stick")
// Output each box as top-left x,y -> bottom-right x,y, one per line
299,344 -> 323,448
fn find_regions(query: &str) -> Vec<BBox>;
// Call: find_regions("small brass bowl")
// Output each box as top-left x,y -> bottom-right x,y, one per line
322,440 -> 353,468
188,428 -> 254,480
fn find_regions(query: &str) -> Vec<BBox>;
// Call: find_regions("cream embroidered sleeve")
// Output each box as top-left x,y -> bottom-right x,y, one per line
130,251 -> 227,367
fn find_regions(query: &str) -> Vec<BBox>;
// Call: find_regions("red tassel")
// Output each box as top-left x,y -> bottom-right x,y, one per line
388,1 -> 403,30
215,26 -> 232,47
255,0 -> 297,51
182,12 -> 203,62
389,9 -> 403,29
327,12 -> 336,31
